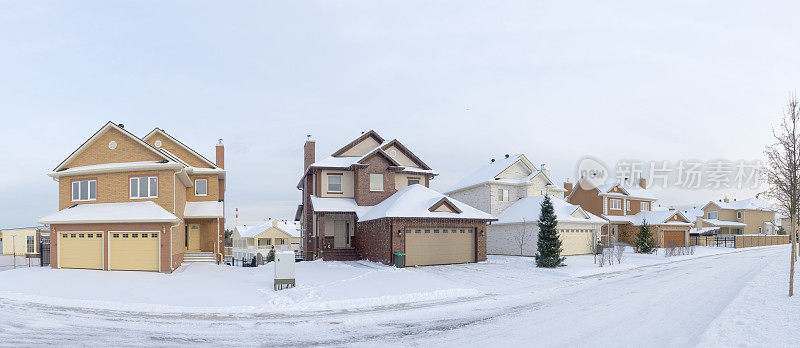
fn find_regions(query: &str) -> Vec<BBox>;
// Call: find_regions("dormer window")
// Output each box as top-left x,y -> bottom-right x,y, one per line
194,179 -> 208,196
408,177 -> 421,186
327,174 -> 343,193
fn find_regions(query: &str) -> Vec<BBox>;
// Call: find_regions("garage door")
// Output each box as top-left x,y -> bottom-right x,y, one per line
663,230 -> 686,247
559,229 -> 595,256
60,232 -> 103,269
109,232 -> 159,271
404,228 -> 475,266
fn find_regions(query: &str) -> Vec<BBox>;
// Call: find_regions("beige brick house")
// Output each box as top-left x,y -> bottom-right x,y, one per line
39,122 -> 225,272
696,197 -> 777,235
297,130 -> 495,266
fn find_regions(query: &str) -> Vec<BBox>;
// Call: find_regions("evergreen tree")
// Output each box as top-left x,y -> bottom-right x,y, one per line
267,248 -> 276,263
636,219 -> 656,254
536,195 -> 565,267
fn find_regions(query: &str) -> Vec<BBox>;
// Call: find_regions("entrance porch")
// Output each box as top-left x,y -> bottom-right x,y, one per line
184,219 -> 221,253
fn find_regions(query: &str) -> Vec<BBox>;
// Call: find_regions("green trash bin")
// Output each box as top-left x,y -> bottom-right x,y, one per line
393,252 -> 405,268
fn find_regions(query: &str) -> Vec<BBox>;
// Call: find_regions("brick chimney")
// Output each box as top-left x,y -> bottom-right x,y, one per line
638,178 -> 647,189
304,135 -> 315,170
215,139 -> 224,169
564,181 -> 573,193
723,197 -> 730,203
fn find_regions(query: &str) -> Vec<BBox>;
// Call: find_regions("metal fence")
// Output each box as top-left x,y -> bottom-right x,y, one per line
690,235 -> 735,248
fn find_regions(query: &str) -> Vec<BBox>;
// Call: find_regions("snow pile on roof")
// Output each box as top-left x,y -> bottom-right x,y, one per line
495,195 -> 605,225
39,201 -> 180,224
702,219 -> 747,227
592,182 -> 657,200
184,201 -> 224,219
235,219 -> 302,238
310,196 -> 372,218
359,185 -> 496,222
710,198 -> 775,211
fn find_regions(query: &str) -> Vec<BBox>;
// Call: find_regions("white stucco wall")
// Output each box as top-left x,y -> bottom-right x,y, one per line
448,185 -> 491,214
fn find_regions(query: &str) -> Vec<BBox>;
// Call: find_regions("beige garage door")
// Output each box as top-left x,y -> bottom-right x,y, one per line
559,229 -> 595,256
110,232 -> 159,271
60,232 -> 103,269
405,227 -> 475,266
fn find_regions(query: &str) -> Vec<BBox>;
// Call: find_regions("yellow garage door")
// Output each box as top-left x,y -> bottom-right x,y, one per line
560,229 -> 595,256
110,232 -> 159,271
60,232 -> 103,269
405,228 -> 475,266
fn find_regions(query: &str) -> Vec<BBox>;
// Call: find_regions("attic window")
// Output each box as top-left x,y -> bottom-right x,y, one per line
154,140 -> 162,148
108,141 -> 117,150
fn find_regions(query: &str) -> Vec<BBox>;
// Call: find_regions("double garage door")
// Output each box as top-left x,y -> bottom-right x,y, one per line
59,231 -> 159,271
404,228 -> 475,266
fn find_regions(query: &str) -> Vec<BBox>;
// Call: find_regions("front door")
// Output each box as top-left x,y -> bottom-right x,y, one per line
188,224 -> 201,251
333,220 -> 349,248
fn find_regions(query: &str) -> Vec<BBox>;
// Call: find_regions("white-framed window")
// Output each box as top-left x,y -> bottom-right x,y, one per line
130,176 -> 158,199
497,188 -> 510,202
327,174 -> 343,193
641,202 -> 649,211
626,200 -> 630,211
71,179 -> 97,202
369,174 -> 384,191
195,179 -> 208,196
737,211 -> 742,219
708,211 -> 718,219
27,236 -> 34,253
407,177 -> 421,186
610,199 -> 622,210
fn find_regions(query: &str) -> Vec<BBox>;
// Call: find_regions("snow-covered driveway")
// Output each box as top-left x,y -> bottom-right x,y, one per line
0,246 -> 795,347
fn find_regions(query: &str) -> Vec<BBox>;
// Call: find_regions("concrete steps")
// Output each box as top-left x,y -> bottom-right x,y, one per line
182,252 -> 216,265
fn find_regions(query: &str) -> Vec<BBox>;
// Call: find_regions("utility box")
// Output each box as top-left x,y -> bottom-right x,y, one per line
274,251 -> 296,290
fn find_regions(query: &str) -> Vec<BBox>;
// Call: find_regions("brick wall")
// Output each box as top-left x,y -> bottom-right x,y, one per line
65,128 -> 164,168
145,133 -> 213,168
354,154 -> 397,206
59,170 -> 176,211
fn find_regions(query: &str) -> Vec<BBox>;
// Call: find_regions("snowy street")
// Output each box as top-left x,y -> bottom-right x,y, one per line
0,246 -> 797,347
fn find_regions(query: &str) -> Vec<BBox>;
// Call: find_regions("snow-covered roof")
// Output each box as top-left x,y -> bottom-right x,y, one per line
446,154 -> 547,193
310,196 -> 371,218
184,201 -> 224,219
690,227 -> 720,235
39,201 -> 181,224
359,185 -> 496,222
705,198 -> 776,212
701,219 -> 747,227
595,182 -> 657,200
494,195 -> 605,225
48,161 -> 184,178
235,219 -> 302,238
604,210 -> 692,226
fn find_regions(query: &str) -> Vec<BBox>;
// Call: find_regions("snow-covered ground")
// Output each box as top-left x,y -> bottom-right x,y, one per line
0,246 -> 797,346
0,255 -> 37,271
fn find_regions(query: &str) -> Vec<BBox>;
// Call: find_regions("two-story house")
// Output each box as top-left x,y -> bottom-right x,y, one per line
446,154 -> 605,256
567,178 -> 693,247
696,197 -> 776,235
297,130 -> 495,266
39,122 -> 225,272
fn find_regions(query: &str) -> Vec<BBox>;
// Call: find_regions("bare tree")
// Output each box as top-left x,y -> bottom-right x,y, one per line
614,244 -> 625,264
764,94 -> 800,296
514,219 -> 531,256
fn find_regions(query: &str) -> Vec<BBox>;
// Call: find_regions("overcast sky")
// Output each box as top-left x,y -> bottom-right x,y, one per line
1,1 -> 798,229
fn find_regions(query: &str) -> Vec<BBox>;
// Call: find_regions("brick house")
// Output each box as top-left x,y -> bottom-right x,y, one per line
297,130 -> 495,266
567,178 -> 692,247
445,154 -> 605,256
39,122 -> 225,272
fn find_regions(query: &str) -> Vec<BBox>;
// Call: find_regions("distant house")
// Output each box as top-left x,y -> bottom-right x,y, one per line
567,178 -> 692,247
1,226 -> 46,257
232,219 -> 302,260
696,197 -> 777,235
446,154 -> 604,256
297,130 -> 496,266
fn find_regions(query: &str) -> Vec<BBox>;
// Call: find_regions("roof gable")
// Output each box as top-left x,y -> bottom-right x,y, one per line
55,122 -> 171,171
143,128 -> 218,169
331,130 -> 385,157
496,155 -> 535,180
381,139 -> 432,170
428,197 -> 463,213
357,148 -> 403,167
